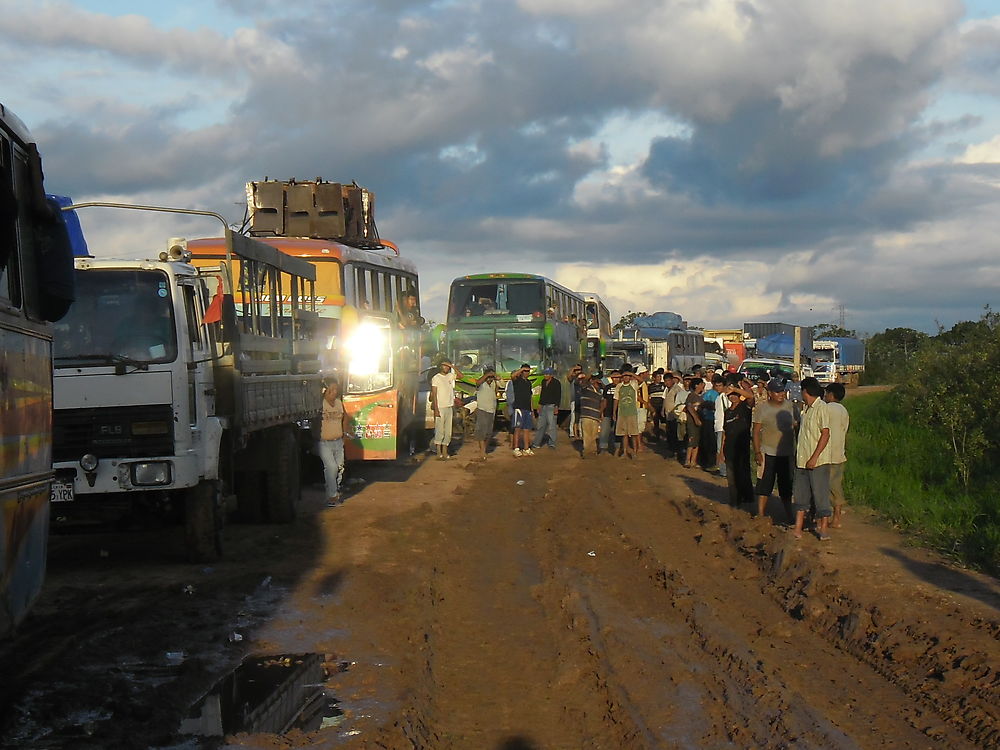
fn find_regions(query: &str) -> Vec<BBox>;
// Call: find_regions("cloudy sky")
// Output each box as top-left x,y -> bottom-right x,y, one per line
3,0 -> 999,334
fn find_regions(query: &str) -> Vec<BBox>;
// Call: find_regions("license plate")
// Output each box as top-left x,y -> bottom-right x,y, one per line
50,481 -> 75,503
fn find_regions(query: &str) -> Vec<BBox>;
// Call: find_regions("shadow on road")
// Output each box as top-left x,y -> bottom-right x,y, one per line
878,546 -> 1000,613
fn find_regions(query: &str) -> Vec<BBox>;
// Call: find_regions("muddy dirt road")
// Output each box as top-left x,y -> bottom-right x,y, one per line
2,440 -> 999,749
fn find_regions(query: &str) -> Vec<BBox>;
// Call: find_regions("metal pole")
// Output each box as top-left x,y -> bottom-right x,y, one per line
60,201 -> 230,232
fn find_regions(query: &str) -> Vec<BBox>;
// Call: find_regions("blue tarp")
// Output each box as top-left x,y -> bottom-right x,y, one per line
46,194 -> 90,257
755,333 -> 813,359
632,311 -> 683,330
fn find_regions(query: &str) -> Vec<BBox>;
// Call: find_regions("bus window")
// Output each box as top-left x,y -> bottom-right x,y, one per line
0,137 -> 21,307
384,273 -> 395,314
368,268 -> 381,310
354,267 -> 368,309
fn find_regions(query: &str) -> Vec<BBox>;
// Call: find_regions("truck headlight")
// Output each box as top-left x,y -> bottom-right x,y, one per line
130,462 -> 172,486
80,453 -> 98,472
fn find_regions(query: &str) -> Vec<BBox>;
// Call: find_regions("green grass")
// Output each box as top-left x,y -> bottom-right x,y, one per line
845,391 -> 1000,575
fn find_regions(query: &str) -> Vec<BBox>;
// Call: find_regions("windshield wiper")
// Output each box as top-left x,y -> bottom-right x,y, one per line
54,353 -> 150,372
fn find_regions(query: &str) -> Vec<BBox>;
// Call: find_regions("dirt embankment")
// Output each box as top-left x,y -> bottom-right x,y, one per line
2,441 -> 998,749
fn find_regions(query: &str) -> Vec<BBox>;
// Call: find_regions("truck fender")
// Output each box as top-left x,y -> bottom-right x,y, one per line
199,417 -> 225,480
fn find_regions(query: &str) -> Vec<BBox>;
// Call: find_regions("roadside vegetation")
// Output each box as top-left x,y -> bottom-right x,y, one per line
846,310 -> 1000,574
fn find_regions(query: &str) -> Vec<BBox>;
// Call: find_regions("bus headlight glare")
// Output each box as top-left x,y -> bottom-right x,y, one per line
346,322 -> 385,376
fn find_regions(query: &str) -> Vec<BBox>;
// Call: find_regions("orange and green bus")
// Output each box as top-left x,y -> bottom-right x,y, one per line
189,237 -> 422,460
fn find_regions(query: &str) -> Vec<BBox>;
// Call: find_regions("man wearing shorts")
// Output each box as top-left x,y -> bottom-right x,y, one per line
473,367 -> 498,460
510,364 -> 535,456
824,382 -> 850,529
684,377 -> 705,468
614,369 -> 641,459
753,378 -> 797,523
793,378 -> 834,541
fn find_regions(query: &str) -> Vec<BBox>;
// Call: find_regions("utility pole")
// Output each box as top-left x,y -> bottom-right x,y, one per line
793,326 -> 801,375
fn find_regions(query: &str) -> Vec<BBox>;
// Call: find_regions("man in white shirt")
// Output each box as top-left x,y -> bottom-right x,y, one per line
792,377 -> 833,540
824,383 -> 851,529
431,359 -> 462,460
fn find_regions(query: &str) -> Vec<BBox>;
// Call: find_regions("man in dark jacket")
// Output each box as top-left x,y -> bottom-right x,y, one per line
532,367 -> 562,449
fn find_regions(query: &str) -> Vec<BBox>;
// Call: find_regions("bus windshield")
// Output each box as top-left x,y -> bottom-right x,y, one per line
449,280 -> 544,322
54,270 -> 177,366
449,329 -> 544,373
497,331 -> 543,372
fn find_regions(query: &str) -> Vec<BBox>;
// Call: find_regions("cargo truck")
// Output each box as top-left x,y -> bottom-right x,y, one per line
813,337 -> 865,385
50,230 -> 322,561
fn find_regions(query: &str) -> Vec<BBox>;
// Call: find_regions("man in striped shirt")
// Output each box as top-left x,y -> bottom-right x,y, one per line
577,373 -> 604,458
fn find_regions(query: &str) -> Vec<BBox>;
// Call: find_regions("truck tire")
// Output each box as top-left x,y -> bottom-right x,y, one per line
185,480 -> 223,562
266,427 -> 299,524
234,469 -> 266,523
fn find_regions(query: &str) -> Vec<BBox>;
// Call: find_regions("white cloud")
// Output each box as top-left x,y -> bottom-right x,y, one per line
958,134 -> 1000,163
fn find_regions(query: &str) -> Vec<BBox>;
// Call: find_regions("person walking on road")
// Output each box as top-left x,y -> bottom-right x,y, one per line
533,367 -> 562,450
578,373 -> 604,458
824,383 -> 851,529
473,367 -> 498,460
615,368 -> 641,459
510,364 -> 535,456
792,377 -> 834,541
753,379 -> 797,523
318,379 -> 348,506
431,359 -> 462,460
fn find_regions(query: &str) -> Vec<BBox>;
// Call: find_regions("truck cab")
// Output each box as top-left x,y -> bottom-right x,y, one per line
51,256 -> 223,520
50,233 -> 322,560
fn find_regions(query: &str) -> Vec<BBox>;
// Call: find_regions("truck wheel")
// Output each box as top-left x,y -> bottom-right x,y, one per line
234,469 -> 266,523
266,427 -> 299,523
185,480 -> 223,562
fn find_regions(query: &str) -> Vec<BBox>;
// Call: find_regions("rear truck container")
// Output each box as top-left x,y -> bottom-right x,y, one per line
50,230 -> 322,561
813,337 -> 866,385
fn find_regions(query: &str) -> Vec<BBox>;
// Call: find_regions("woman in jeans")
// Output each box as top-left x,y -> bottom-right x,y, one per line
318,380 -> 347,506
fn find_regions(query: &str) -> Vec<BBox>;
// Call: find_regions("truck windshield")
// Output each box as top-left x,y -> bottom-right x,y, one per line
53,270 -> 177,366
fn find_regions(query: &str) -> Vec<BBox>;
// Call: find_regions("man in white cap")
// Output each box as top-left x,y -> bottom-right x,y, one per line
431,358 -> 463,460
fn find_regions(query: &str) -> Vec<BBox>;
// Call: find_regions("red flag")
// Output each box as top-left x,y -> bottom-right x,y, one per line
201,277 -> 224,324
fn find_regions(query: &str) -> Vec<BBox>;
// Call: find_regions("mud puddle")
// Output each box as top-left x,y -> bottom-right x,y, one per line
177,653 -> 343,741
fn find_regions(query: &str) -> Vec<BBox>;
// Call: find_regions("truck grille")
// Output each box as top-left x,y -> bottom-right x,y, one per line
53,405 -> 175,462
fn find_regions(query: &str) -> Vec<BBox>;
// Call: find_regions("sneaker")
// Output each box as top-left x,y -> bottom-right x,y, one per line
547,444 -> 556,450
817,531 -> 831,542
326,494 -> 341,507
523,448 -> 535,456
513,448 -> 523,457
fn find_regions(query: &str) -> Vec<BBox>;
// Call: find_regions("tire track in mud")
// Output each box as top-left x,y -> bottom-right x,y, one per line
318,449 -> 996,749
667,492 -> 1000,749
528,464 -> 890,749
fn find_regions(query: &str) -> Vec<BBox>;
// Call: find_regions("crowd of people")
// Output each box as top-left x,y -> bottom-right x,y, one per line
424,359 -> 851,541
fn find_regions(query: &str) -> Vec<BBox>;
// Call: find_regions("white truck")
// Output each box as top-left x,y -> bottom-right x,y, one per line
50,230 -> 322,560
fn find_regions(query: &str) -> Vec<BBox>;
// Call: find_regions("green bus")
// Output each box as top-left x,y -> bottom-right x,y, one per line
446,273 -> 587,408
